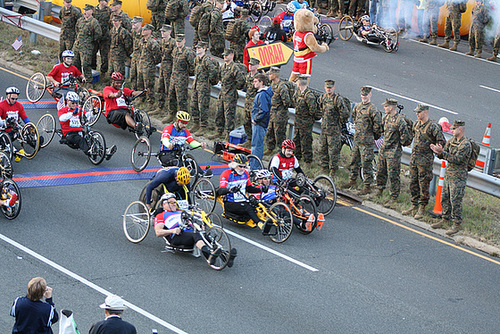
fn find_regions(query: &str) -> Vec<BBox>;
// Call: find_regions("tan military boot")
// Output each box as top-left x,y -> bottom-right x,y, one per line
465,48 -> 475,56
383,197 -> 397,208
438,41 -> 449,48
359,184 -> 372,195
194,126 -> 207,137
429,37 -> 437,45
474,50 -> 482,58
414,205 -> 426,219
341,179 -> 357,189
326,9 -> 335,17
486,54 -> 497,61
208,131 -> 223,140
449,42 -> 458,51
418,37 -> 428,43
445,223 -> 462,236
431,217 -> 449,229
373,188 -> 383,197
329,169 -> 336,180
402,204 -> 418,216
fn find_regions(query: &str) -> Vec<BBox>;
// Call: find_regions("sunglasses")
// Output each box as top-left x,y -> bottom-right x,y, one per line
237,164 -> 246,168
9,97 -> 18,100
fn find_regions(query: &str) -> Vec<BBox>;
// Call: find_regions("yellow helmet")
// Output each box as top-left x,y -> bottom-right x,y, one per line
176,167 -> 191,185
176,111 -> 191,123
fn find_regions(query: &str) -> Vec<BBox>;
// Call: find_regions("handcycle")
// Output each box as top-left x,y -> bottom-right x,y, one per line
338,15 -> 399,53
217,185 -> 293,243
26,73 -> 90,104
0,153 -> 21,220
284,8 -> 335,45
233,0 -> 265,24
35,112 -> 108,165
122,201 -> 232,270
0,118 -> 40,162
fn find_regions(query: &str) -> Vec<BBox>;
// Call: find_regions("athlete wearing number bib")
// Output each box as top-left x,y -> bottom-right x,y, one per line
58,105 -> 89,152
103,85 -> 135,129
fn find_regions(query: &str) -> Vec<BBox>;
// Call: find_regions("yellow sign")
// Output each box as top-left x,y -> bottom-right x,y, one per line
246,42 -> 293,69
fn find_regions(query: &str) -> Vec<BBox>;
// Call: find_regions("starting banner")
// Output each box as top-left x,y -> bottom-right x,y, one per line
246,42 -> 294,69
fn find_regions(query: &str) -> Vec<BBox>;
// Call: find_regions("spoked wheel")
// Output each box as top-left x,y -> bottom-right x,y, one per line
77,86 -> 90,102
249,2 -> 262,24
20,122 -> 40,159
26,72 -> 47,103
0,132 -> 13,162
191,178 -> 217,214
36,114 -> 56,148
131,136 -> 151,172
318,23 -> 334,45
134,109 -> 152,139
205,226 -> 231,270
259,15 -> 273,30
206,212 -> 223,229
87,131 -> 106,165
0,152 -> 13,179
1,179 -> 21,220
82,96 -> 102,126
183,153 -> 199,185
268,202 -> 293,243
294,194 -> 318,235
338,15 -> 354,41
123,201 -> 151,243
311,175 -> 337,216
247,154 -> 264,183
384,28 -> 399,53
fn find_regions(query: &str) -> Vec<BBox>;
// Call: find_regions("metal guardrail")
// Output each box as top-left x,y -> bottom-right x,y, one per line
0,7 -> 60,41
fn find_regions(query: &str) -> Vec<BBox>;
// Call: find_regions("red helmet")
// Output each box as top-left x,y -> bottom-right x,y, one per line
282,139 -> 296,150
111,72 -> 124,81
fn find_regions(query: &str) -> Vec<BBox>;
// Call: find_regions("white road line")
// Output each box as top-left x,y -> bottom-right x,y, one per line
0,233 -> 188,334
479,85 -> 500,93
368,86 -> 458,115
224,229 -> 319,272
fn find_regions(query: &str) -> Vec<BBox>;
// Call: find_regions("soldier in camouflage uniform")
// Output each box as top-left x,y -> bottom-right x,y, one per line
430,120 -> 471,236
92,0 -> 112,76
74,5 -> 102,84
242,58 -> 261,148
165,34 -> 196,123
402,104 -> 446,219
293,75 -> 321,165
58,0 -> 82,61
487,23 -> 500,61
130,16 -> 143,90
318,80 -> 350,179
438,0 -> 464,50
138,24 -> 161,106
197,1 -> 213,44
147,0 -> 166,32
110,0 -> 132,31
209,0 -> 225,58
342,87 -> 383,195
191,41 -> 219,134
152,24 -> 174,115
230,9 -> 251,63
165,0 -> 188,37
373,98 -> 411,207
108,15 -> 132,77
466,0 -> 490,58
419,0 -> 442,45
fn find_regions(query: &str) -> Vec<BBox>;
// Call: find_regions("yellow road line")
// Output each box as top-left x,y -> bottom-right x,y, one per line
0,65 -> 32,81
337,198 -> 353,207
352,206 -> 500,266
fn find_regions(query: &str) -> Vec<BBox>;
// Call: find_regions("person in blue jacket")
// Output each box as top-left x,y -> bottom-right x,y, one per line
251,73 -> 273,170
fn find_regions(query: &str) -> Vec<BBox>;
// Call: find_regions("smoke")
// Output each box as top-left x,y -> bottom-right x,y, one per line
485,0 -> 500,42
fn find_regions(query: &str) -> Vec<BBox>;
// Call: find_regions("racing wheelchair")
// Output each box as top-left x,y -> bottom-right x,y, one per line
0,118 -> 40,162
338,15 -> 399,52
26,73 -> 90,104
0,152 -> 21,220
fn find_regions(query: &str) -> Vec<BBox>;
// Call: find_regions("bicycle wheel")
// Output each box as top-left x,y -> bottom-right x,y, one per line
318,23 -> 334,46
259,15 -> 273,30
191,178 -> 216,214
312,175 -> 337,216
77,86 -> 90,102
249,2 -> 262,24
205,226 -> 231,270
0,132 -> 13,162
123,201 -> 151,243
134,109 -> 152,139
294,194 -> 318,235
0,152 -> 13,179
82,95 -> 102,126
1,179 -> 21,220
26,72 -> 46,103
384,28 -> 399,53
131,136 -> 151,172
183,153 -> 199,185
20,123 -> 40,159
36,114 -> 56,148
268,202 -> 293,243
207,212 -> 223,229
338,15 -> 354,41
87,131 -> 106,165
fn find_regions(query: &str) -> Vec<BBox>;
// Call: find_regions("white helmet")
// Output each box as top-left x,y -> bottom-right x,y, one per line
286,3 -> 295,12
61,50 -> 75,58
6,87 -> 20,95
256,169 -> 272,179
160,192 -> 176,203
65,91 -> 79,102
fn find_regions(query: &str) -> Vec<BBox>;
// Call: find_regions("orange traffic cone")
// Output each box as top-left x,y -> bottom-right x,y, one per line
476,123 -> 491,169
431,161 -> 446,217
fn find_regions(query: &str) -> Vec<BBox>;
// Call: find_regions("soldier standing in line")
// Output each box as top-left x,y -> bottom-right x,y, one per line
430,120 -> 471,236
487,23 -> 500,61
152,24 -> 174,116
373,98 -> 411,207
129,16 -> 143,90
58,0 -> 82,61
92,0 -> 112,77
209,48 -> 245,141
165,0 -> 189,37
230,9 -> 251,63
466,0 -> 490,58
110,0 -> 132,31
318,79 -> 350,180
138,24 -> 161,107
438,0 -> 464,51
402,104 -> 446,219
74,4 -> 102,85
197,0 -> 214,44
165,34 -> 196,123
342,87 -> 382,195
292,75 -> 322,167
242,58 -> 261,148
147,0 -> 166,33
264,67 -> 292,156
419,0 -> 442,45
209,0 -> 225,58
191,41 -> 220,134
108,15 -> 132,77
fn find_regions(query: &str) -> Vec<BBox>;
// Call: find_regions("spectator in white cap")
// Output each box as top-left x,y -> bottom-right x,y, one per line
89,294 -> 136,333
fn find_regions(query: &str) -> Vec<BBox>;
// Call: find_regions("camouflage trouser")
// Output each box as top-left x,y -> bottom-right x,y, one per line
493,34 -> 500,53
198,31 -> 209,43
348,141 -> 375,185
423,7 -> 439,38
348,0 -> 365,17
376,149 -> 402,198
151,11 -> 166,31
139,67 -> 157,104
216,91 -> 238,134
193,29 -> 200,47
443,11 -> 462,43
468,26 -> 485,51
109,54 -> 127,78
243,98 -> 254,140
441,177 -> 466,224
190,83 -> 211,127
230,42 -> 245,63
92,37 -> 110,74
74,48 -> 94,83
293,122 -> 314,163
209,34 -> 225,58
59,38 -> 75,61
319,129 -> 342,172
408,157 -> 433,206
172,18 -> 185,37
265,109 -> 288,151
168,74 -> 189,115
328,0 -> 339,13
157,65 -> 172,109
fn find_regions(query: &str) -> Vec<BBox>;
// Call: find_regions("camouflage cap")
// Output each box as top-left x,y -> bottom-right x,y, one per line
142,23 -> 154,31
175,33 -> 186,41
268,66 -> 280,74
414,104 -> 429,112
64,0 -> 72,3
241,8 -> 249,16
297,74 -> 309,81
83,4 -> 94,10
451,120 -> 465,129
382,98 -> 397,106
222,48 -> 234,56
111,14 -> 122,21
324,80 -> 335,88
248,58 -> 260,65
195,41 -> 208,49
99,0 -> 109,2
110,0 -> 122,5
360,86 -> 372,95
131,16 -> 143,23
160,24 -> 172,31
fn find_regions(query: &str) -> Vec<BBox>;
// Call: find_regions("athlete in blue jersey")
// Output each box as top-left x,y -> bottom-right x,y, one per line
145,167 -> 191,210
254,169 -> 277,203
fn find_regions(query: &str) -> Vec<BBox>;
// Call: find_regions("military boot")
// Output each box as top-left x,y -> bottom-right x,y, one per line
383,197 -> 397,208
419,37 -> 428,43
326,9 -> 335,17
431,217 -> 449,229
429,37 -> 437,45
465,48 -> 475,56
329,169 -> 336,180
414,205 -> 426,219
445,223 -> 462,236
474,50 -> 482,58
194,126 -> 207,137
162,114 -> 174,124
341,179 -> 357,189
208,131 -> 224,140
402,204 -> 418,216
449,42 -> 458,51
438,40 -> 449,48
373,188 -> 383,197
359,184 -> 372,195
487,50 -> 498,61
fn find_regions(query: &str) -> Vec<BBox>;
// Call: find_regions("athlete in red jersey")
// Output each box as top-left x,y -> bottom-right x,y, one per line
47,50 -> 86,100
0,87 -> 30,134
269,139 -> 304,182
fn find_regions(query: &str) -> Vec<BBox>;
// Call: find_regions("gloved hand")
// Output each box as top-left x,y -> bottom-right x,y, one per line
217,187 -> 229,197
261,185 -> 268,193
230,185 -> 241,193
72,109 -> 78,116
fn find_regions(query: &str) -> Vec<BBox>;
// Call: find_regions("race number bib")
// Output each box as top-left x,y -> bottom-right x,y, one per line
116,96 -> 127,107
177,199 -> 189,210
69,117 -> 81,127
233,190 -> 245,202
282,169 -> 294,180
